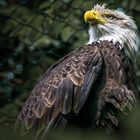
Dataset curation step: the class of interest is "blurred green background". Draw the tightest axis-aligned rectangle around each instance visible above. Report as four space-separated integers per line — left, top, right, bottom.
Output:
0 0 140 140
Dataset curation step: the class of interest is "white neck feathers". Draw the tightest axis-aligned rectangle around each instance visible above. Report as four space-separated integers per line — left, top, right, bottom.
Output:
87 27 98 44
87 25 139 57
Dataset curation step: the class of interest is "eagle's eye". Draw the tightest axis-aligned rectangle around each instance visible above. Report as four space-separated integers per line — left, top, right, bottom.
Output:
105 14 113 19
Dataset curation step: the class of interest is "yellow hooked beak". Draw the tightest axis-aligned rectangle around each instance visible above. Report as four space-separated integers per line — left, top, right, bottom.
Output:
84 10 107 25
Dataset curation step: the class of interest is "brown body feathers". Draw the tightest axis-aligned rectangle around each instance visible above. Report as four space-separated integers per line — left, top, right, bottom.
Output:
15 40 138 138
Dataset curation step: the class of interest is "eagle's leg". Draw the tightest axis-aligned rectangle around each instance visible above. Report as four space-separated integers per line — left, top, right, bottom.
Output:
95 79 136 129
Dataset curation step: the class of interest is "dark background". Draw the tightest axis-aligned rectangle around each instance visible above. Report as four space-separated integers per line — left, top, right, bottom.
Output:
0 0 140 139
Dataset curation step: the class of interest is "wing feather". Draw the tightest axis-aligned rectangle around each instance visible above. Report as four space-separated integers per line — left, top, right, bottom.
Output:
16 44 103 134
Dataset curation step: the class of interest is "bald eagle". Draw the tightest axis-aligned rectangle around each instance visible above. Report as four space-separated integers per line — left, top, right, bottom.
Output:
15 4 139 139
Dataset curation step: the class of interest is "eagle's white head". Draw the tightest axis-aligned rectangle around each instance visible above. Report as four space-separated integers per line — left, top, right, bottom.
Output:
84 4 139 56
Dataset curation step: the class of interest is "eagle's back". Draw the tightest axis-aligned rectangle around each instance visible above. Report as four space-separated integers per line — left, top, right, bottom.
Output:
15 40 138 139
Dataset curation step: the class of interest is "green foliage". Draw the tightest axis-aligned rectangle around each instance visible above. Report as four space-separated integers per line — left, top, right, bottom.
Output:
0 0 140 139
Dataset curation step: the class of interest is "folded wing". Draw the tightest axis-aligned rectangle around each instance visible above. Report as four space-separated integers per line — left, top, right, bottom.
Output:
15 44 103 135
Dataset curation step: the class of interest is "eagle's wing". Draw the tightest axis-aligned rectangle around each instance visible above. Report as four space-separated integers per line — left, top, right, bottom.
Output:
94 42 137 130
16 44 103 135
